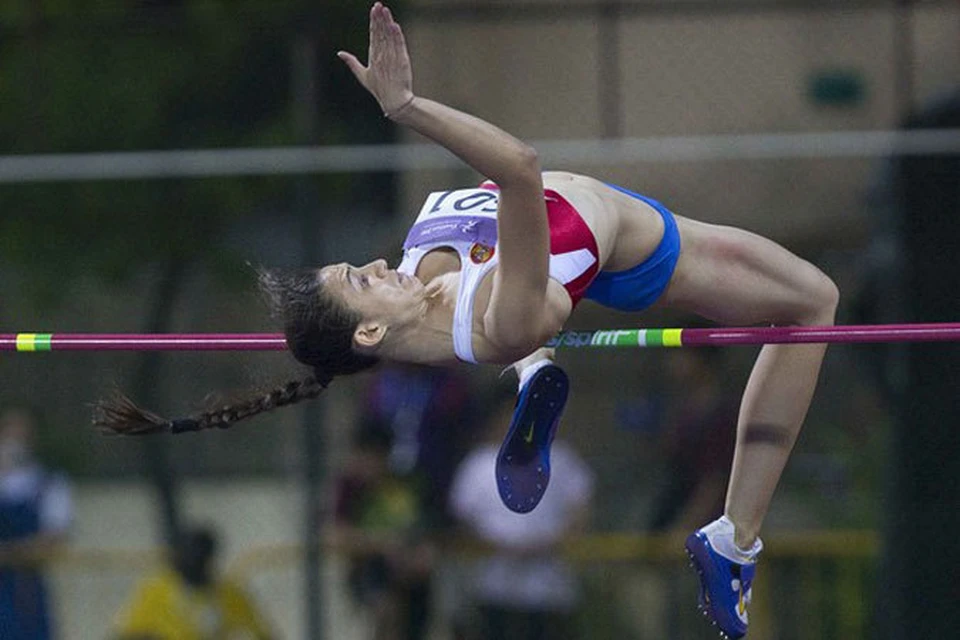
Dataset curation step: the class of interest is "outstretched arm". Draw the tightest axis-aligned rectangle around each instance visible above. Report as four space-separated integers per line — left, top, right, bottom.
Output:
337 2 539 187
339 3 559 354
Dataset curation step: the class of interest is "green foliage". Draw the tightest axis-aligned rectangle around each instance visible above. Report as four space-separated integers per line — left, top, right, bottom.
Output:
0 0 397 307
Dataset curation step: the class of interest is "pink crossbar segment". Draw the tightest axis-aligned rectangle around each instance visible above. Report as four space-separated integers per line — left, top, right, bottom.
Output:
2 323 960 352
679 323 960 347
0 333 288 351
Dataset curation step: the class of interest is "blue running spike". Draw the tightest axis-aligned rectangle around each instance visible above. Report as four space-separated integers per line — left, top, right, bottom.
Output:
685 528 758 639
496 364 568 513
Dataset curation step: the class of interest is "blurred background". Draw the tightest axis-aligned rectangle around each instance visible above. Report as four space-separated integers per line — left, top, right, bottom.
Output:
0 0 958 638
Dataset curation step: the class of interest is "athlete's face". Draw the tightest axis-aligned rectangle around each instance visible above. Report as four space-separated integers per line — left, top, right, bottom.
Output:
318 259 426 331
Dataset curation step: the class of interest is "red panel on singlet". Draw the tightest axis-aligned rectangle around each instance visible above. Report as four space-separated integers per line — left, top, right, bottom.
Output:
479 181 600 306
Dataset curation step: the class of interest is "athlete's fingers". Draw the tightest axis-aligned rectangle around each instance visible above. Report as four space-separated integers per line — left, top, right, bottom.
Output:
380 4 402 45
376 8 406 64
393 20 407 48
371 9 403 73
337 51 367 82
382 4 396 26
370 4 390 63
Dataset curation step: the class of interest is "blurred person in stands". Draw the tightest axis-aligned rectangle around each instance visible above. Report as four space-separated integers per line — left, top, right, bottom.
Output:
0 406 73 640
448 384 593 640
362 363 472 531
328 425 435 640
112 526 273 640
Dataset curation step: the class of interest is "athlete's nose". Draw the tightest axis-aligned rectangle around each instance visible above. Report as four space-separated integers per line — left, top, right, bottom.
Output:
371 259 388 276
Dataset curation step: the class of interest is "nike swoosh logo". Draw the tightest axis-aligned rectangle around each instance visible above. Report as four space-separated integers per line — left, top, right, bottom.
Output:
737 583 750 622
522 422 535 444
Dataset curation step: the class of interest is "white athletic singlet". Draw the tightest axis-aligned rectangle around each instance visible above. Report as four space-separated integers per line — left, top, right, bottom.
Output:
397 185 601 363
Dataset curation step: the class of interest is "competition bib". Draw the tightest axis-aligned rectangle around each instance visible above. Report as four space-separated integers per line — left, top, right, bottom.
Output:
403 189 500 250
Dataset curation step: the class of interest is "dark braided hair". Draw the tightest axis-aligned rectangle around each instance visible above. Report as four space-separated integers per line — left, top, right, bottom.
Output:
93 267 379 436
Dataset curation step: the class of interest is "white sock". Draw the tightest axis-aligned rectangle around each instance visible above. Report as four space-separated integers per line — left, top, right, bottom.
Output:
517 358 553 392
700 516 763 563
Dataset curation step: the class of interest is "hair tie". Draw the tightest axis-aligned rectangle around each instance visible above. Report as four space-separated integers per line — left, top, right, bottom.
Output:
170 418 202 434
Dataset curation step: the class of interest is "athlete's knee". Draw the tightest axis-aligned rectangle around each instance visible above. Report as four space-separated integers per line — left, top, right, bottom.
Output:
816 272 840 318
799 271 839 325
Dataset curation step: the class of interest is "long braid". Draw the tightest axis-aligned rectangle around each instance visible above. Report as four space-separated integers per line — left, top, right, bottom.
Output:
93 371 333 436
94 265 379 436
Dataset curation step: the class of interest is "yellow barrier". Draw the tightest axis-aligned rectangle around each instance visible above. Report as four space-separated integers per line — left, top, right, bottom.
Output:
42 530 877 575
215 530 881 577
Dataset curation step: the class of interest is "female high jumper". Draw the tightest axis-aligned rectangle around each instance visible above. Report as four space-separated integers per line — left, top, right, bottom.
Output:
98 4 838 638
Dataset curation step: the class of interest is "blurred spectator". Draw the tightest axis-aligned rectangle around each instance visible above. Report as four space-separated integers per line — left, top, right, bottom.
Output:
648 347 737 533
363 363 472 528
0 406 73 640
112 526 273 640
329 426 435 640
448 385 594 640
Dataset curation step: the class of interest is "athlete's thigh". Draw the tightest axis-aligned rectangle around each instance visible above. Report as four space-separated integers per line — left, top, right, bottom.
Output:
658 216 833 326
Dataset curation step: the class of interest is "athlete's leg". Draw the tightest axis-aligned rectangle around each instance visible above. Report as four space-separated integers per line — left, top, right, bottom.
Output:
660 217 839 547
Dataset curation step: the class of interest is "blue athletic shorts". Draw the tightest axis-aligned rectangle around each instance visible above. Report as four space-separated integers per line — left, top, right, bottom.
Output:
583 184 681 312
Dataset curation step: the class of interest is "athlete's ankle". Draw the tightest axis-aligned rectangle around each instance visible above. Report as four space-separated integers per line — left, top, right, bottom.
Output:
735 532 758 553
516 357 554 392
730 520 763 559
701 516 763 562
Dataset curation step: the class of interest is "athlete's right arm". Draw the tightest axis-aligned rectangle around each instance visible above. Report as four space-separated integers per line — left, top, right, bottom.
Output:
338 2 538 187
339 3 561 354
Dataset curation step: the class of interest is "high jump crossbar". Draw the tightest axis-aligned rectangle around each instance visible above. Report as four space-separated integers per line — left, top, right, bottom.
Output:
2 323 959 352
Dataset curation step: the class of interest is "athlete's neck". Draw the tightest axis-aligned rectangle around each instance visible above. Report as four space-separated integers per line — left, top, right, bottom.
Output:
376 274 459 365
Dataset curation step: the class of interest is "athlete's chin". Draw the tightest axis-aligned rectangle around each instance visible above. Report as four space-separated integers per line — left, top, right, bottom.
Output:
399 272 423 290
405 278 426 296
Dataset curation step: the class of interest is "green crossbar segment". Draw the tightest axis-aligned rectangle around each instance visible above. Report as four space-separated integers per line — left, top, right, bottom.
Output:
550 328 685 348
590 330 640 347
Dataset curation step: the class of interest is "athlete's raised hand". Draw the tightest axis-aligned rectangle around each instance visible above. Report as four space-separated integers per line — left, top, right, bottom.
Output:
338 2 415 119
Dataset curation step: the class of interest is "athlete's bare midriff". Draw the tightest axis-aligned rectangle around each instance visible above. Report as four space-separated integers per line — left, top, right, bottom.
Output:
542 171 668 273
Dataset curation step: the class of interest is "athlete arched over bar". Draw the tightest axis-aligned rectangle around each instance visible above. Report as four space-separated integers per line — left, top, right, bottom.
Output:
96 4 837 637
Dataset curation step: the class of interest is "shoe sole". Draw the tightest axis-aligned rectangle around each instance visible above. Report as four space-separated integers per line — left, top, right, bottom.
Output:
495 365 568 513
